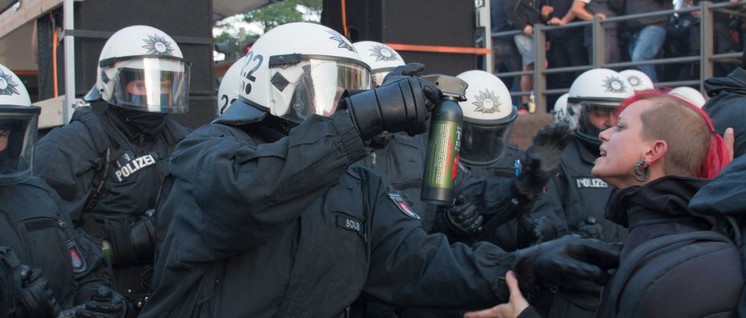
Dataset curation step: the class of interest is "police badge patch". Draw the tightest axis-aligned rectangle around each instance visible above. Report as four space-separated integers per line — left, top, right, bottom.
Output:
388 193 421 220
67 240 87 274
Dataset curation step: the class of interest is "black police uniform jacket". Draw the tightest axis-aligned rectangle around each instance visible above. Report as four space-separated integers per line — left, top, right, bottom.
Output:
354 132 439 232
690 155 746 317
141 106 514 318
527 136 627 317
460 144 525 251
530 136 627 243
0 176 113 308
703 67 746 158
33 103 191 296
599 176 742 317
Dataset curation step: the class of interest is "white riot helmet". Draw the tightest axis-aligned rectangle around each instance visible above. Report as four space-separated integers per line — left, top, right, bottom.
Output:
85 25 190 113
669 86 706 108
234 22 372 124
352 41 405 87
553 93 575 127
0 64 41 184
456 70 517 166
216 56 247 115
568 68 633 145
619 69 654 91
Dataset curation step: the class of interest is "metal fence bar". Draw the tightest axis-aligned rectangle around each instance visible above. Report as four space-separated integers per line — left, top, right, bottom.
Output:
490 0 746 112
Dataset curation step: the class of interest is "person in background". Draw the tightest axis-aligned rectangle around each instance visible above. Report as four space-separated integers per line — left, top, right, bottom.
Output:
505 0 553 113
570 0 621 64
702 51 746 158
544 0 588 109
491 0 523 106
618 0 673 82
33 25 193 311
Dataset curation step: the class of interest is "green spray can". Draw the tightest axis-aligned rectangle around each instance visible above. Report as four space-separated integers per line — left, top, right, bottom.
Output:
421 75 468 205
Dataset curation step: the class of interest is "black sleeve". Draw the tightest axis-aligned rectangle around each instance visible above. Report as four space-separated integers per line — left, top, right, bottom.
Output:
518 306 543 318
361 169 514 309
69 228 115 305
505 0 529 28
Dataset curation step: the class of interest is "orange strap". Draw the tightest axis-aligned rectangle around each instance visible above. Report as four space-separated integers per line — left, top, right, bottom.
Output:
386 43 492 55
341 0 349 38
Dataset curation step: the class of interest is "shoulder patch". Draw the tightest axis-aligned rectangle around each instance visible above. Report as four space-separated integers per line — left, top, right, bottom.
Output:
67 240 87 274
388 193 421 220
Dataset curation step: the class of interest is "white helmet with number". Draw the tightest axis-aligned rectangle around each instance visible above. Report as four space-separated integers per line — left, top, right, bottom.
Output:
0 64 41 184
216 56 247 116
353 41 405 87
620 69 654 91
553 93 573 125
456 70 517 166
234 22 372 124
568 68 633 145
669 86 706 108
85 25 190 113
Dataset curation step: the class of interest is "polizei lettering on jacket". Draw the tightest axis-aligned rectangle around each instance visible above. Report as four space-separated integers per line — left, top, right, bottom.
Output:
114 154 156 182
575 177 608 189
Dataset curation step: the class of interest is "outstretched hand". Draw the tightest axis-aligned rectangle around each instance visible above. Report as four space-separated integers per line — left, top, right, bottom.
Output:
463 271 530 318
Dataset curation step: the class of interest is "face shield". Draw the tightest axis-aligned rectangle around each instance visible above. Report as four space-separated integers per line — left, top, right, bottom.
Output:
0 106 40 184
460 120 515 166
281 58 371 123
371 68 395 87
110 57 191 113
575 103 618 145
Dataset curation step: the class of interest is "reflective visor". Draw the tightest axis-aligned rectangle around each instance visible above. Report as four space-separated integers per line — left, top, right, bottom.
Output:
371 69 394 87
460 121 513 166
112 57 191 113
284 59 371 123
0 106 40 184
577 103 618 144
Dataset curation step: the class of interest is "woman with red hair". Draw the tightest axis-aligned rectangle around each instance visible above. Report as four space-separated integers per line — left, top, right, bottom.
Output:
592 89 740 317
466 90 742 318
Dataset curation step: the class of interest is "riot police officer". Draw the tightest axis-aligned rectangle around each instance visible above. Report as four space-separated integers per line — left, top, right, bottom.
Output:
33 25 192 309
528 68 632 317
0 64 126 317
141 22 620 317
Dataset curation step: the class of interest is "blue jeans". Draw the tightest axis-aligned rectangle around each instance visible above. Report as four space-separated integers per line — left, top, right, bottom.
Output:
629 25 666 83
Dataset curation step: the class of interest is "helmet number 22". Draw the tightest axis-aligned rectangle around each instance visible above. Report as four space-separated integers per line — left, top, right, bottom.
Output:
242 51 264 96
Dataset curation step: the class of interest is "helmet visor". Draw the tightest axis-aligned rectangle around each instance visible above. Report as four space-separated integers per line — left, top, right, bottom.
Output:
112 57 191 113
0 106 40 184
576 103 618 144
460 121 514 166
284 59 371 123
371 68 395 87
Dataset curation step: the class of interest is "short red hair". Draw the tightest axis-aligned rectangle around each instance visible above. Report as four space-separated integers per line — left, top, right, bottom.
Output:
616 89 727 179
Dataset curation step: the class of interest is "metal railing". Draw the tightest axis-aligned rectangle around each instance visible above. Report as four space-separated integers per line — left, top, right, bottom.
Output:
491 1 746 113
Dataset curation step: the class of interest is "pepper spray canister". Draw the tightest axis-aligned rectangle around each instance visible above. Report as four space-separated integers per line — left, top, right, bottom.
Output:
421 75 468 205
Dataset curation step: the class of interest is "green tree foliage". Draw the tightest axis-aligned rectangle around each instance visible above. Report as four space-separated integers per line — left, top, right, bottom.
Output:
214 0 322 60
244 0 322 32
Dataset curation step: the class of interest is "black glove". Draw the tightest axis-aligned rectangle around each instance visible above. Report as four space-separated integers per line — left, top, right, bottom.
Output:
107 217 156 266
381 62 426 85
343 62 440 140
512 235 620 297
575 217 603 239
16 265 60 318
78 286 128 318
519 215 566 245
515 121 571 199
445 196 484 236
